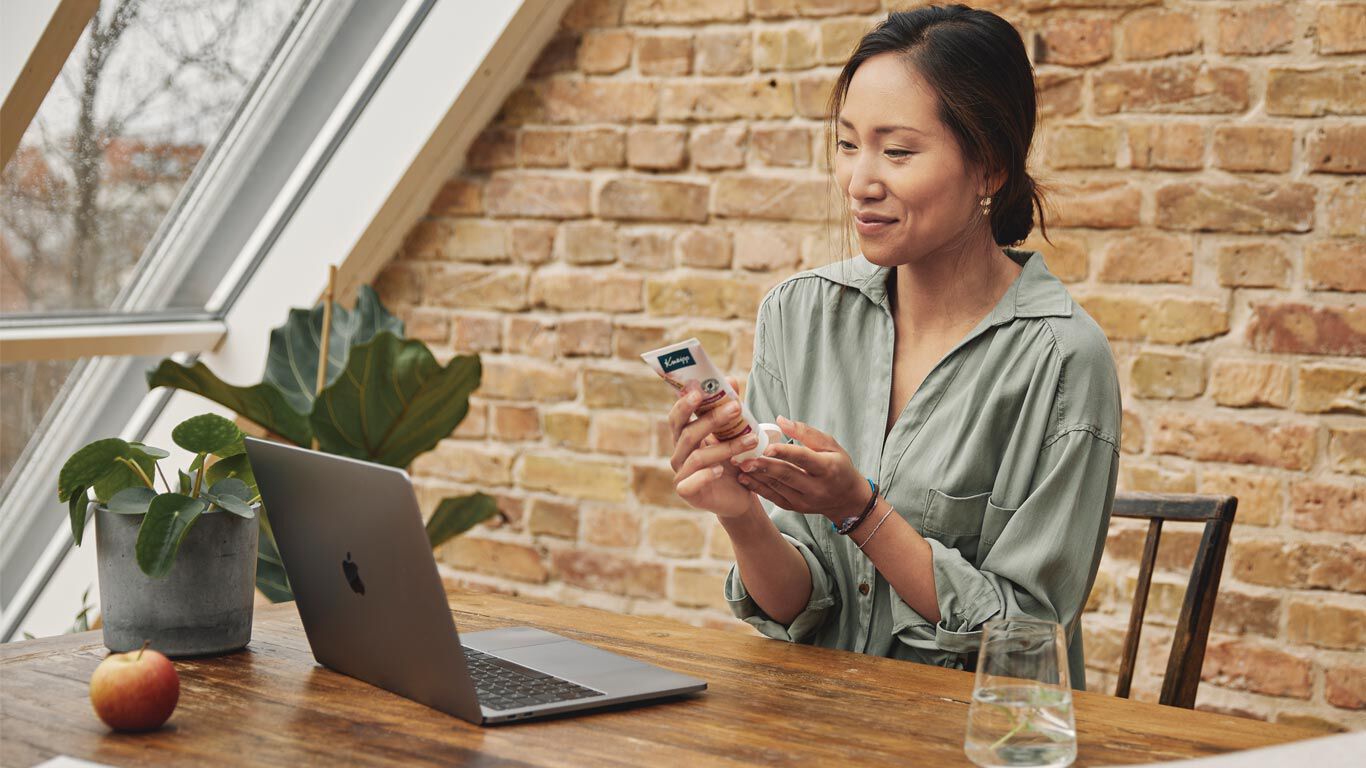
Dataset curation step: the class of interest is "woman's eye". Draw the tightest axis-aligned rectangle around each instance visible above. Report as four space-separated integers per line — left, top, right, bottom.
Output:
836 140 911 157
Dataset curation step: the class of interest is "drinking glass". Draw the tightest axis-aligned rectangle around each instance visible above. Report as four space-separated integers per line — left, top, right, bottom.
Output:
964 617 1077 768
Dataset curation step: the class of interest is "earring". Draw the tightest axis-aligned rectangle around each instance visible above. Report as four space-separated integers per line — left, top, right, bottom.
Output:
980 196 992 216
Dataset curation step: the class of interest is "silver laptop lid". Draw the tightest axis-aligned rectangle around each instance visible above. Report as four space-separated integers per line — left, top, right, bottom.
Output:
244 437 482 722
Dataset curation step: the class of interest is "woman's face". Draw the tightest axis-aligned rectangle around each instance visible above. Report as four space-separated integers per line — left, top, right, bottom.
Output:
833 53 986 267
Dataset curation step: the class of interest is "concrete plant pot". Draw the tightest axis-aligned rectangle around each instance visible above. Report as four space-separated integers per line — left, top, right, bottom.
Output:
94 503 258 657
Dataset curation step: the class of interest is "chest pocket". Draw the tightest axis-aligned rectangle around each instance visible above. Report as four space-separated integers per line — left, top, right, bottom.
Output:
921 489 989 564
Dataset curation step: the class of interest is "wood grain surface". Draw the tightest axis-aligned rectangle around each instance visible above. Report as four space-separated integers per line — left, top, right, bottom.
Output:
1 588 1318 767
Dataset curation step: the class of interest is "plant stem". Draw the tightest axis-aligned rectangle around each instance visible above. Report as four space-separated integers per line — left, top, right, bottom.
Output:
154 461 171 494
136 639 150 661
116 457 156 490
990 706 1032 752
192 453 205 498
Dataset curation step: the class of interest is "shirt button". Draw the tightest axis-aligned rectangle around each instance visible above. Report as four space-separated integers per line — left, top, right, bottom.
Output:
858 582 870 596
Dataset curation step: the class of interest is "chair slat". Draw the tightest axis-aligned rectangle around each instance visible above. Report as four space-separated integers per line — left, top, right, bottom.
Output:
1115 518 1161 700
1108 493 1237 709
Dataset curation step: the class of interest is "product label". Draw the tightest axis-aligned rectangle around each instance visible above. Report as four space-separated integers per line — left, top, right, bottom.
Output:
658 349 696 373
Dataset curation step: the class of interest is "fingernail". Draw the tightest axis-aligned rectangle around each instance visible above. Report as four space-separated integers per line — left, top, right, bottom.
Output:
741 435 758 447
722 402 740 416
711 465 723 478
688 391 701 404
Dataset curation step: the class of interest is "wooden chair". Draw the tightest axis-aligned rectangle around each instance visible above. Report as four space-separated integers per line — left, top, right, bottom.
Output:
1109 492 1238 709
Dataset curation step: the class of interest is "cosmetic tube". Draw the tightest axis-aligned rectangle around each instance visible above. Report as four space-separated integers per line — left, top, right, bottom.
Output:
642 338 781 463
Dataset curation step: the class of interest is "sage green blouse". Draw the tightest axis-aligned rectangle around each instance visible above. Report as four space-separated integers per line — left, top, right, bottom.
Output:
724 249 1121 689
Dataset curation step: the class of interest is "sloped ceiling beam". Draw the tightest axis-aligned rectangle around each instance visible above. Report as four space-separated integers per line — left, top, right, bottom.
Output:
0 0 99 167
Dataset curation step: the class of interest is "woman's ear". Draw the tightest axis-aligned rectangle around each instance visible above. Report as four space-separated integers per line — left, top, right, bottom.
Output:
979 165 1007 198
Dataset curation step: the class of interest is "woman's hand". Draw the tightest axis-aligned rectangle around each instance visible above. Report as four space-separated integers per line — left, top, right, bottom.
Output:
669 377 762 519
733 416 870 524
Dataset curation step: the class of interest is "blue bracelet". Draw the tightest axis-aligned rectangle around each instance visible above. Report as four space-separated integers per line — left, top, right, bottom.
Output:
831 478 878 534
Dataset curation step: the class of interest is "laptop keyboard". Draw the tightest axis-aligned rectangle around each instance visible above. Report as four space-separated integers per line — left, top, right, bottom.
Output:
463 648 603 712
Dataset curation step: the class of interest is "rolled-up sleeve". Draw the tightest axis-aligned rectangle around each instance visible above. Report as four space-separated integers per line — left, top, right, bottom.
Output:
724 292 841 643
725 524 838 643
889 426 1119 656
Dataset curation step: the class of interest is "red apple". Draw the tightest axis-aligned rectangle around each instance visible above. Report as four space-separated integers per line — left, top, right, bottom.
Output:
89 641 180 731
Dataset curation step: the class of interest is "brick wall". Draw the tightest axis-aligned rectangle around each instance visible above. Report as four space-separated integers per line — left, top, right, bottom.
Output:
373 0 1365 731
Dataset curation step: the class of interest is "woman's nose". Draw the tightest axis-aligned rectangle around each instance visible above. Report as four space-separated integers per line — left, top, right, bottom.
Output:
847 154 886 201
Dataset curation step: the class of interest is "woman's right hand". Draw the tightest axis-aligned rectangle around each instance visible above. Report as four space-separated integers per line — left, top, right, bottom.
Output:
669 378 759 519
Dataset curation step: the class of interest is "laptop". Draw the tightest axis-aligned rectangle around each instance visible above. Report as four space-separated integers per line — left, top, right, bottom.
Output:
244 437 706 725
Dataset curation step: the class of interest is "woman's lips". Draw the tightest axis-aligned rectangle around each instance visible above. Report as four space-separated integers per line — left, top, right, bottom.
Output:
855 216 897 235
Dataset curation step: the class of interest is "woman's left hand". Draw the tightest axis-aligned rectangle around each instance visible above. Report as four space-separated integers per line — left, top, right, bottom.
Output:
733 416 871 523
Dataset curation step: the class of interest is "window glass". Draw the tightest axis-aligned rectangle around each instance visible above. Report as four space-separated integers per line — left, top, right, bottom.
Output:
0 0 307 318
0 360 79 489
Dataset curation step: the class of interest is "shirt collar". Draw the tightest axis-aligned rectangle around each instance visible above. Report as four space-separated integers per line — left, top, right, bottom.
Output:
812 248 1073 323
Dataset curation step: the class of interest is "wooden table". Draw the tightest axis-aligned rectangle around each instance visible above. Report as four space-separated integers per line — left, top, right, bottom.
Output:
2 588 1319 767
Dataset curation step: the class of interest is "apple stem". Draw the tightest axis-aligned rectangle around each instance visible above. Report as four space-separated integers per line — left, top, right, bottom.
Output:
137 639 150 661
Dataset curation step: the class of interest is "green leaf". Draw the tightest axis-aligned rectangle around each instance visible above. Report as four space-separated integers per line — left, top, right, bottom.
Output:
68 487 89 546
135 493 206 578
91 447 157 503
311 333 481 468
207 477 252 501
129 442 170 459
146 360 313 447
173 413 244 455
108 486 156 515
263 284 405 415
178 470 194 495
205 478 255 518
425 493 499 549
205 453 256 495
208 493 255 518
216 435 246 458
58 439 132 502
256 509 293 603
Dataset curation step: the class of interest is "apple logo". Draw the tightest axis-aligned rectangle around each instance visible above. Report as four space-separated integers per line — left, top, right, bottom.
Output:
342 552 365 595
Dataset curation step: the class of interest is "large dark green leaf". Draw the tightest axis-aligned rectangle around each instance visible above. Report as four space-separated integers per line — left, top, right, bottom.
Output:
58 439 132 501
311 333 480 467
135 493 206 578
173 413 243 454
263 284 404 415
425 493 500 549
256 509 293 603
146 360 312 447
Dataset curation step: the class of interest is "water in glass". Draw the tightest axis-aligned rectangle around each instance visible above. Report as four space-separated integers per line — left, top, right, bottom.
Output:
964 618 1076 768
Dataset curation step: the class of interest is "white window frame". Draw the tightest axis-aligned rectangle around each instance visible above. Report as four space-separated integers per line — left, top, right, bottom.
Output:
1 0 572 641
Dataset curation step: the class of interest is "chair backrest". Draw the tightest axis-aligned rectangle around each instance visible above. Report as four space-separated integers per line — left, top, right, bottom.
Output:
1109 492 1237 709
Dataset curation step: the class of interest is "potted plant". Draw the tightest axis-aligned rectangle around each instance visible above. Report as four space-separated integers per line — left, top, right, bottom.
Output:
146 283 498 603
57 413 260 657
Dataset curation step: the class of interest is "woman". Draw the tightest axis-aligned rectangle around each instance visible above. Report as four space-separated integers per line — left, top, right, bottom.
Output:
667 5 1121 688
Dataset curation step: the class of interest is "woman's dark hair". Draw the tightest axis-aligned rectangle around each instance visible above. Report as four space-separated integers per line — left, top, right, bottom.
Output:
826 4 1046 247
